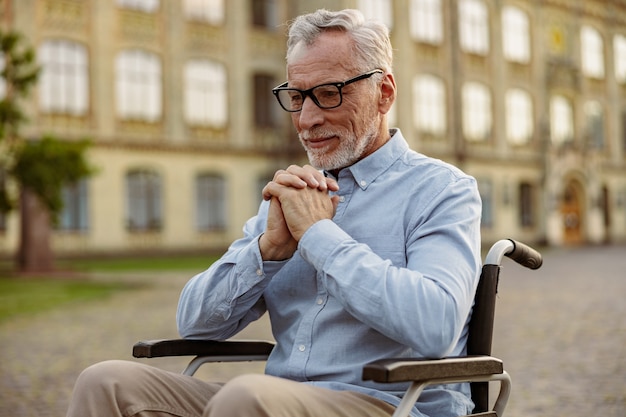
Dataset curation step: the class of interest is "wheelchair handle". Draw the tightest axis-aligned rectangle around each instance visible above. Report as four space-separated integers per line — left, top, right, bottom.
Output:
485 239 543 269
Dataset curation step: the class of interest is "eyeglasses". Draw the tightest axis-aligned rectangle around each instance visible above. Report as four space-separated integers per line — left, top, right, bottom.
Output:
272 69 384 112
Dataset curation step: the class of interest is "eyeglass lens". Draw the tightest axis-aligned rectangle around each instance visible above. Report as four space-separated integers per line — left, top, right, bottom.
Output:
277 84 342 112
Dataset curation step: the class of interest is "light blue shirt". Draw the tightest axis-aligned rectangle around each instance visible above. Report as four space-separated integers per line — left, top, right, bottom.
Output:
177 129 482 417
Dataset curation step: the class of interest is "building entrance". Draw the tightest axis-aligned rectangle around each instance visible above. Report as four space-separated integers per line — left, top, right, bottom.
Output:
561 180 584 245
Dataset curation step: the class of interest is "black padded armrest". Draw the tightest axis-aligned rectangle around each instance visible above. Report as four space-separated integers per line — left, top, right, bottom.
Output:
133 339 275 359
362 355 503 383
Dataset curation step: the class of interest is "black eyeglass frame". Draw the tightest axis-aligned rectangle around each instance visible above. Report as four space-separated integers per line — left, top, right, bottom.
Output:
272 69 384 112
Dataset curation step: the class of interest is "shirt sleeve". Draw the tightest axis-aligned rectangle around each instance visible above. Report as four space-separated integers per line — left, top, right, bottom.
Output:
297 176 482 358
176 201 286 340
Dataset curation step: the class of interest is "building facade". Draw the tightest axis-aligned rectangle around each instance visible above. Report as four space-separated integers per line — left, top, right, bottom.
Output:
1 0 625 257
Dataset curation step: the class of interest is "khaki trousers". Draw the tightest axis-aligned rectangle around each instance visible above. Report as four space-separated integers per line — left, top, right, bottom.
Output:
67 360 397 417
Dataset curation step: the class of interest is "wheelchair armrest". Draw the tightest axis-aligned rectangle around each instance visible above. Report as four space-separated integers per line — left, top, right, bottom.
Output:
133 339 275 359
362 355 503 383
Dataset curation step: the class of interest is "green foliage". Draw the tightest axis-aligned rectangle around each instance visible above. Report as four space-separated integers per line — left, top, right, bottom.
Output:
0 29 94 217
10 136 95 215
0 29 40 142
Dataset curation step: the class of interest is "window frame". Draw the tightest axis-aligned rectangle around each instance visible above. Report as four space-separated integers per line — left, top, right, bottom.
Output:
184 59 228 127
125 169 163 232
115 49 163 122
581 25 605 79
462 82 492 141
505 88 534 145
38 39 89 116
502 6 530 63
458 0 489 55
195 173 227 232
413 74 447 135
183 0 224 25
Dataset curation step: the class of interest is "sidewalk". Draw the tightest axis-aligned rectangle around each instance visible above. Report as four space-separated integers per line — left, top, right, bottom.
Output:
1 245 625 417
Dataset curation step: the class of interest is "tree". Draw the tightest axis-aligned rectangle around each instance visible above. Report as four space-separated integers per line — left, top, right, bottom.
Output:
0 29 94 273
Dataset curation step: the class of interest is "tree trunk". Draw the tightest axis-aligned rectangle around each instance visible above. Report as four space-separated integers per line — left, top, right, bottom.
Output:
17 188 54 273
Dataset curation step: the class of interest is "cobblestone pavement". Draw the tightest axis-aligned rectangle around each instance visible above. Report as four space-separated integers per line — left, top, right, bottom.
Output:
1 245 625 417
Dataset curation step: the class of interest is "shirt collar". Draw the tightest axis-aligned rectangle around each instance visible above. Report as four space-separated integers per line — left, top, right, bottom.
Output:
325 128 408 190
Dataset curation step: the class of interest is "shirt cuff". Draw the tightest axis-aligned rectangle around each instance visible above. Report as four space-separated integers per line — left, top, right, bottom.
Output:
298 219 349 270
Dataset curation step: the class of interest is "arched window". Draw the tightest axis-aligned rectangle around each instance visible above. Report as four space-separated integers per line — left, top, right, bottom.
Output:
413 74 446 135
502 6 530 63
410 0 442 44
505 89 533 145
613 34 626 83
581 26 604 79
184 59 227 127
115 49 162 122
195 173 227 231
358 0 393 29
462 82 492 141
117 0 159 13
58 179 90 231
38 39 89 115
184 0 224 25
459 0 489 55
550 95 574 146
126 169 162 231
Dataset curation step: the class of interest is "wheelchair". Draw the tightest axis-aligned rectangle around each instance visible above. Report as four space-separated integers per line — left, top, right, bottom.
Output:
133 239 542 417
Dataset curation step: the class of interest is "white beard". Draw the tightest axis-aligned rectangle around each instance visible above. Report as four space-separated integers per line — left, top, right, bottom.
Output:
299 116 380 171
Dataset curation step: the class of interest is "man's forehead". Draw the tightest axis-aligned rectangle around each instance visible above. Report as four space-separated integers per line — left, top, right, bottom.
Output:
287 33 356 83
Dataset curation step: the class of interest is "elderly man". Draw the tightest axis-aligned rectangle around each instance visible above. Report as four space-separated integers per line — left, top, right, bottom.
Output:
67 8 482 417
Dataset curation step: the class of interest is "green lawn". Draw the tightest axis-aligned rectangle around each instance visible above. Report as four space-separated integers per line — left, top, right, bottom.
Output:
0 277 137 322
57 254 218 273
0 254 220 323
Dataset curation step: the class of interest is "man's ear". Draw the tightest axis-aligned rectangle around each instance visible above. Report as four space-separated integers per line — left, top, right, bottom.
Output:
378 72 396 115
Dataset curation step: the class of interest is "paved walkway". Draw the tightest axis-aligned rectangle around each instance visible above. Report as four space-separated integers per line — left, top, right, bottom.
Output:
1 245 625 417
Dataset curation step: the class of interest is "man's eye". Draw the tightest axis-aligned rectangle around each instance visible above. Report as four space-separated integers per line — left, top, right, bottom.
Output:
288 93 303 104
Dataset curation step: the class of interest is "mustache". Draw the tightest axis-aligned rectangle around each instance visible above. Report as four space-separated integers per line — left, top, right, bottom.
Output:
299 128 342 141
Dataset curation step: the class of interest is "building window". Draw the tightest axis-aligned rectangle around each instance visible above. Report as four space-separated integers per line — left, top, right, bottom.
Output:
184 0 224 24
58 179 89 231
505 88 533 145
117 0 159 13
38 40 89 116
462 82 492 141
478 179 493 228
581 25 604 79
115 49 162 122
614 34 626 83
519 182 535 228
413 74 446 135
358 0 393 29
184 59 227 127
126 170 162 231
251 0 278 29
196 173 227 231
502 6 530 63
410 0 442 44
253 73 278 128
550 95 574 146
459 0 489 55
585 101 605 150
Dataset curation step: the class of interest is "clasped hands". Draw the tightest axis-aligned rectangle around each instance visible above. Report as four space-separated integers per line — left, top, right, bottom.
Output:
259 165 340 261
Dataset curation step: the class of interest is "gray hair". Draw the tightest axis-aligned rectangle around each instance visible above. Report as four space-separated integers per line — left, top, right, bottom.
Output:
286 9 393 73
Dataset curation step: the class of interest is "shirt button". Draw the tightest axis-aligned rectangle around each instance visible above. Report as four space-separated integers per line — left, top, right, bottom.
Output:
339 196 345 202
256 269 263 276
298 345 306 352
316 297 324 305
360 180 367 187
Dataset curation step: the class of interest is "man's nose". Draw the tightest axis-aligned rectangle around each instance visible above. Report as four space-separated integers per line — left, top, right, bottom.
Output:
297 95 324 130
